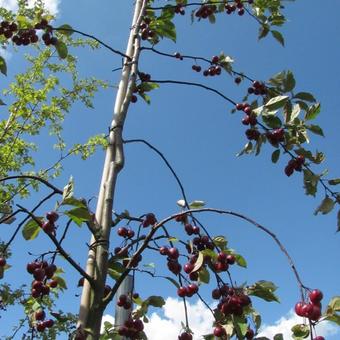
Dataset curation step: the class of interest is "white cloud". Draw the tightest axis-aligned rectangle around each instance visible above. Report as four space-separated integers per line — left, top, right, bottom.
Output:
259 310 339 339
103 302 340 340
103 297 214 340
0 0 60 15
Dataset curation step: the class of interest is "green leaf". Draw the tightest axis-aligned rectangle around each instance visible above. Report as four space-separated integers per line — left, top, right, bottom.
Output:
294 92 316 103
314 196 335 215
57 24 74 36
164 276 180 289
53 276 67 290
252 310 261 331
291 324 309 339
139 82 160 92
306 124 324 137
61 197 87 208
274 334 284 340
303 169 320 196
305 103 321 120
271 149 280 163
290 104 301 122
145 296 165 308
259 24 270 40
265 96 289 110
0 98 6 105
328 179 340 186
262 115 282 129
22 218 43 240
192 251 204 272
198 266 210 284
139 92 151 104
271 30 285 46
208 14 216 24
62 177 74 201
235 254 247 268
0 56 7 76
212 235 227 249
247 280 280 302
189 200 205 209
234 315 248 337
284 70 295 91
55 40 68 59
327 296 340 311
64 207 92 226
107 261 125 280
237 141 253 156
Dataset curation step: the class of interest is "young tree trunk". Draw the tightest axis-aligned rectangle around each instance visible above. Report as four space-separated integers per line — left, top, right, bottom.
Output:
77 1 147 338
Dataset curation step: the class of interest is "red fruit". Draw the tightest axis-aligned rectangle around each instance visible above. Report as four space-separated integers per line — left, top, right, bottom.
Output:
284 165 294 177
168 247 179 260
245 328 255 339
0 257 6 267
192 225 200 234
213 326 226 337
309 304 321 321
104 285 111 296
31 288 41 298
212 288 221 299
35 309 46 321
242 115 250 125
32 280 44 292
238 8 245 15
296 155 305 165
42 220 55 234
41 285 50 296
313 337 325 340
301 303 314 318
178 332 192 340
309 289 323 303
295 301 305 316
214 261 229 272
184 223 194 235
234 77 242 84
134 319 144 331
78 277 85 287
189 271 198 281
183 263 194 274
45 264 57 279
226 254 236 265
143 213 157 227
36 322 46 332
211 55 219 64
219 284 229 295
243 106 252 115
49 279 58 288
174 52 182 59
187 283 198 295
167 260 181 275
117 227 128 237
159 246 169 256
248 114 257 125
177 286 187 298
33 268 46 281
43 319 54 328
217 252 227 262
27 262 37 274
131 94 137 103
46 211 59 222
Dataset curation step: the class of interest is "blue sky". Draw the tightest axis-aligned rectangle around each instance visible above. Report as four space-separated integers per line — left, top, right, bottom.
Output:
1 0 340 339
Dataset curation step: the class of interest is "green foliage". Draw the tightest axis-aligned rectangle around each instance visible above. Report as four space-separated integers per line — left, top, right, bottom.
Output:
291 323 309 339
247 280 280 302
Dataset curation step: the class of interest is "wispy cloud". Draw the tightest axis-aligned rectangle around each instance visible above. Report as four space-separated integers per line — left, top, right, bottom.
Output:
0 0 60 15
259 310 339 339
103 300 340 340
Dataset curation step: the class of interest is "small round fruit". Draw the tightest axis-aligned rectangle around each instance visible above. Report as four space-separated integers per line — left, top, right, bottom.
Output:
309 289 323 304
131 95 138 103
159 246 169 256
177 286 187 298
35 309 46 321
0 257 6 267
43 319 54 328
213 326 226 337
46 211 59 222
178 332 192 340
33 268 46 281
168 247 179 260
48 279 58 288
226 254 236 265
36 322 46 332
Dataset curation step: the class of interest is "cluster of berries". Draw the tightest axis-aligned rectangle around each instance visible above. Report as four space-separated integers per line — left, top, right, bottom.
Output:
174 4 185 15
177 283 199 298
195 4 217 19
248 80 267 96
117 294 132 310
266 128 285 147
212 252 236 273
117 318 144 339
183 223 200 236
34 309 54 332
295 289 323 321
159 246 182 275
41 211 59 235
27 260 57 298
140 17 154 41
117 226 135 239
131 72 152 103
142 212 157 228
0 19 58 46
225 0 254 16
284 155 305 177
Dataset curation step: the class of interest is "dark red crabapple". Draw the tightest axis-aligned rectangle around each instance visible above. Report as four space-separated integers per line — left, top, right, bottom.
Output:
168 247 179 260
178 332 192 340
226 254 236 265
35 309 46 321
36 322 46 332
213 326 226 337
46 211 59 222
0 257 6 267
43 319 54 328
309 289 323 303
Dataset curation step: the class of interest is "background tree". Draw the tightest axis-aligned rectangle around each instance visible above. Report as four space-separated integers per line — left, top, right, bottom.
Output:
0 0 339 339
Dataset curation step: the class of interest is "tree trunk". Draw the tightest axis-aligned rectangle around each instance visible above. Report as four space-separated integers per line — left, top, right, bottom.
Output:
77 1 147 338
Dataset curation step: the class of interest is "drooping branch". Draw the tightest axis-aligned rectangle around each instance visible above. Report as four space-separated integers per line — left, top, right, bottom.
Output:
17 204 95 287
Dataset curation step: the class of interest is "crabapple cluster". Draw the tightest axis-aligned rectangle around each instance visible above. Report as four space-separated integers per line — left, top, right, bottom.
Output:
142 212 157 228
131 72 152 103
225 0 254 16
177 283 199 298
0 256 6 267
174 4 185 16
0 19 58 47
295 289 323 322
195 4 217 19
34 309 54 333
140 16 154 41
117 226 135 239
247 80 267 96
159 246 182 275
26 261 57 298
41 211 59 235
117 294 132 310
284 155 305 177
118 318 144 339
266 128 285 147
